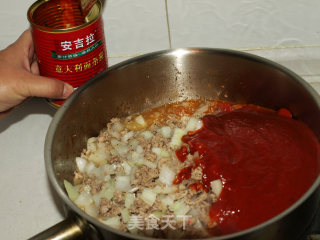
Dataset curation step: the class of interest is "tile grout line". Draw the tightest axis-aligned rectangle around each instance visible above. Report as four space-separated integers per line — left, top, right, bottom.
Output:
164 0 172 49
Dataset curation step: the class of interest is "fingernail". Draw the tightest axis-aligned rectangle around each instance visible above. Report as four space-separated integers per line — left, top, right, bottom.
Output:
63 83 74 98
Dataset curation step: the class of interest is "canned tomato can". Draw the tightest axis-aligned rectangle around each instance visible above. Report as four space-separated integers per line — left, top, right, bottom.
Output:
27 0 107 107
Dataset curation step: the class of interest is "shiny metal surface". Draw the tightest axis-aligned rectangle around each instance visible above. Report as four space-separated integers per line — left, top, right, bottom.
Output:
44 48 320 240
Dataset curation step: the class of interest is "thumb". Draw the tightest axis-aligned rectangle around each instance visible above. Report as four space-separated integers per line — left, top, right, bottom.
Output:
21 73 74 99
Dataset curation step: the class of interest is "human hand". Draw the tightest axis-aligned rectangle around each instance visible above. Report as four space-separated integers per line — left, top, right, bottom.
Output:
0 29 74 118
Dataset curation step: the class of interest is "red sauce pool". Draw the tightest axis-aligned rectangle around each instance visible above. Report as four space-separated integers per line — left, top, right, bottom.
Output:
175 109 320 235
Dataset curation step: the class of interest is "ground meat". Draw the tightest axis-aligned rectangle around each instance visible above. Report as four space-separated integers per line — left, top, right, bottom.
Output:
99 198 121 217
185 189 208 206
113 191 125 204
131 166 159 187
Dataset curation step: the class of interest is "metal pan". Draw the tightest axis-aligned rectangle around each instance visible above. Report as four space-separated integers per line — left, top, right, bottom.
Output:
31 48 320 240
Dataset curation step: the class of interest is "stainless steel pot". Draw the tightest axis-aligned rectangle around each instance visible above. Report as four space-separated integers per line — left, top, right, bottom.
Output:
32 48 320 240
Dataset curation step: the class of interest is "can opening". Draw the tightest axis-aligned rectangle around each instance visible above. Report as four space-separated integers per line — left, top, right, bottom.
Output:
29 0 100 30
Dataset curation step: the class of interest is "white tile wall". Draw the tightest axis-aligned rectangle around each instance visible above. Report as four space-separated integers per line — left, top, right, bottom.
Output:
167 0 320 49
103 0 170 56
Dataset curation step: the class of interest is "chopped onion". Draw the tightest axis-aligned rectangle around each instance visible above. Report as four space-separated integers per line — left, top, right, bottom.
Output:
160 195 174 212
85 162 96 175
136 145 144 154
131 151 144 166
140 131 154 140
93 193 102 207
159 165 175 186
87 137 97 152
170 128 187 149
115 176 131 191
152 147 170 159
143 160 157 169
122 131 134 143
64 180 80 201
169 200 190 216
125 193 135 208
135 115 147 127
121 208 130 223
103 216 121 229
75 192 93 208
112 122 124 132
103 184 115 200
210 179 223 197
128 139 139 149
116 144 129 157
122 161 132 175
75 157 87 173
141 188 157 206
159 126 172 138
88 144 109 166
85 204 98 217
186 117 203 132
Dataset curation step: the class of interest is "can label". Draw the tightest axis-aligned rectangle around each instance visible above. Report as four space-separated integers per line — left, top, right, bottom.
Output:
28 0 107 107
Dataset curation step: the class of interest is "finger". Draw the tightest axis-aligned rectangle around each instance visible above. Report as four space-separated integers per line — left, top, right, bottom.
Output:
19 73 74 99
30 59 40 75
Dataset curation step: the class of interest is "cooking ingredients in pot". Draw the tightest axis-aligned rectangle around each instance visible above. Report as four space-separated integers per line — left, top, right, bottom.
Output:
64 99 320 238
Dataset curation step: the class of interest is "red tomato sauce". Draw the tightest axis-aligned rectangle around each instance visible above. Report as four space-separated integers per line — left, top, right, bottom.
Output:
175 108 320 235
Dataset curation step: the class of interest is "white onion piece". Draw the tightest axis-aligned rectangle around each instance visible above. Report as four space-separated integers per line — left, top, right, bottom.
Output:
159 126 172 138
140 131 154 140
141 188 157 206
152 147 170 159
125 193 135 208
136 145 144 154
75 157 87 173
115 176 131 191
186 117 202 132
64 180 80 201
170 128 187 149
122 161 132 175
160 195 174 212
88 144 109 166
169 200 190 216
122 131 134 143
121 208 130 223
159 165 175 186
111 139 120 148
85 204 98 217
103 184 115 200
75 192 92 208
85 162 96 175
87 137 97 152
116 144 129 157
135 115 147 127
92 193 102 207
143 160 157 169
128 139 139 149
131 151 144 166
103 216 121 229
210 179 223 197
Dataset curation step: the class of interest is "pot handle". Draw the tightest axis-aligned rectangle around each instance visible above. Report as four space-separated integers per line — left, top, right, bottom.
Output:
28 214 102 240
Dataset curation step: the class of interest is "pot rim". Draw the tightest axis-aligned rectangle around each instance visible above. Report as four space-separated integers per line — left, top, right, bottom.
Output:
45 47 320 240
